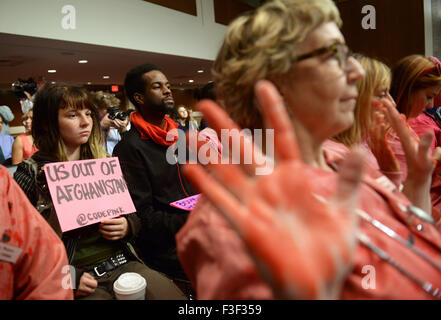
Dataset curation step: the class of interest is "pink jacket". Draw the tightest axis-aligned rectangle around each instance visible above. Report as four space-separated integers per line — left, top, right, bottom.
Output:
176 152 441 300
323 140 401 189
408 113 441 154
0 166 73 300
408 113 441 212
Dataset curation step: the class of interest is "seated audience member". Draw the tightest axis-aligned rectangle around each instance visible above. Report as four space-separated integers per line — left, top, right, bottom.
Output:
328 55 407 187
0 165 73 300
113 64 198 290
389 55 441 211
177 0 441 299
92 91 131 155
12 109 38 165
173 105 199 132
386 55 441 183
0 105 14 135
330 54 439 218
0 114 14 164
14 83 186 300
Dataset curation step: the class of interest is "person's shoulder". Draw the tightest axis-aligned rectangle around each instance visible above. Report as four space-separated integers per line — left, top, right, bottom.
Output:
0 164 12 181
411 112 435 125
113 126 141 152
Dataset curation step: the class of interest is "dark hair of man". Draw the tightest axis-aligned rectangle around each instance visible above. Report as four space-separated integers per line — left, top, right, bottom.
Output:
124 63 162 111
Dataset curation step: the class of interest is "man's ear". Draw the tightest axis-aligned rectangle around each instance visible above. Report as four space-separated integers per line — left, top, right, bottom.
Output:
133 93 144 106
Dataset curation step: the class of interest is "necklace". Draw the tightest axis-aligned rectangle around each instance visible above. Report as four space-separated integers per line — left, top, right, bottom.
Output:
356 208 441 273
312 193 441 297
357 232 441 299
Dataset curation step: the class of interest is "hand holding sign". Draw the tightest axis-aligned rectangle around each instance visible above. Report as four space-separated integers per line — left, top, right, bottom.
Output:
44 157 136 232
99 217 129 240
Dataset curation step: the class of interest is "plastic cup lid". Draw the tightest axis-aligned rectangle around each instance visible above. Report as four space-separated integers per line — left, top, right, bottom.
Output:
114 273 146 294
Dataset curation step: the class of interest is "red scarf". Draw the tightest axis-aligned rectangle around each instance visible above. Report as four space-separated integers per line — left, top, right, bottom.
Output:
131 111 178 146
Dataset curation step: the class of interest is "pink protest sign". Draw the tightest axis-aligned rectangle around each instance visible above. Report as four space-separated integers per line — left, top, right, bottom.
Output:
170 194 201 211
44 157 136 232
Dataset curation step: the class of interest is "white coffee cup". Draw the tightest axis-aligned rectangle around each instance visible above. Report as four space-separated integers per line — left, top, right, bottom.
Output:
113 272 147 300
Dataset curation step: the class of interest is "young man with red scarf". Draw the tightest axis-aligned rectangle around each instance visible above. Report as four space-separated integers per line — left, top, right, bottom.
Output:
113 64 197 290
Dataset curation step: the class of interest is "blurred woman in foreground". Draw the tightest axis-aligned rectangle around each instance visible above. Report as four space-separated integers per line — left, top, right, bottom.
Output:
177 0 441 299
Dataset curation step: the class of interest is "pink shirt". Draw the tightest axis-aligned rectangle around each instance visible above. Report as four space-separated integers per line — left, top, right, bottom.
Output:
17 134 38 161
176 152 441 300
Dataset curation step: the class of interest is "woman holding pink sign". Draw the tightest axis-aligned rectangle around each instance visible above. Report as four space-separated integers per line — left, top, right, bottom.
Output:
14 83 186 300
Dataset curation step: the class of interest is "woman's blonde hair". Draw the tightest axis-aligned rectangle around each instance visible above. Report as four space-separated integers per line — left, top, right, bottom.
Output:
334 54 391 146
390 54 441 118
32 83 107 161
213 0 342 130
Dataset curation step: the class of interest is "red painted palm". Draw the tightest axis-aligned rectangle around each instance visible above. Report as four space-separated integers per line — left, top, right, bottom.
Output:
184 81 365 299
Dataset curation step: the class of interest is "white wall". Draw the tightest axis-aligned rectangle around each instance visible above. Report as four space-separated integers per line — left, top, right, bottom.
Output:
0 0 226 61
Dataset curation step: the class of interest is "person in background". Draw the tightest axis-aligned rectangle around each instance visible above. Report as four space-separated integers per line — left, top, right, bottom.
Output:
390 55 441 211
327 55 402 188
0 105 14 135
114 63 197 297
0 114 14 164
177 0 441 299
0 165 73 300
173 105 199 132
14 83 186 300
12 109 38 165
92 91 130 155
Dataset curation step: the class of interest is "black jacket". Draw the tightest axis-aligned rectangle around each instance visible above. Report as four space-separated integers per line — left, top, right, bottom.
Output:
13 152 141 286
113 124 196 279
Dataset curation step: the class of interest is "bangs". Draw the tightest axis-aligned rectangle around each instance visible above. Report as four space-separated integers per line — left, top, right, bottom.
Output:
60 87 95 111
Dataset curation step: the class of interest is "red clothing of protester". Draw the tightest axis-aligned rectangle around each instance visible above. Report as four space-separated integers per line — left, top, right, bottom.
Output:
408 113 441 154
17 134 38 161
0 165 73 300
176 151 441 300
386 124 421 185
323 140 401 189
408 112 441 212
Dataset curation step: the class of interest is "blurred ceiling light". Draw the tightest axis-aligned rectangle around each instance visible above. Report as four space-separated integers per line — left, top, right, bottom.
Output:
78 60 88 64
48 69 56 73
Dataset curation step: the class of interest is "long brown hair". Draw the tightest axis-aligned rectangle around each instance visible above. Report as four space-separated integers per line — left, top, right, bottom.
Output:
32 83 107 161
390 54 441 118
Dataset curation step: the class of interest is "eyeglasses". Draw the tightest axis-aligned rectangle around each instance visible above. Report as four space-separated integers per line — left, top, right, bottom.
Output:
296 42 354 71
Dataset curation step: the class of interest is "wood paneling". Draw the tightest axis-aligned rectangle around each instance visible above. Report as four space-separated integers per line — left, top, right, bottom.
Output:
214 0 254 25
172 88 198 110
143 0 197 16
432 0 441 59
0 90 22 127
335 0 425 66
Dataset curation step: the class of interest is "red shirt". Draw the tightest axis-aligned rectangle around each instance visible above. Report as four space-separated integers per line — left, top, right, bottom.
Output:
176 152 441 300
0 165 73 300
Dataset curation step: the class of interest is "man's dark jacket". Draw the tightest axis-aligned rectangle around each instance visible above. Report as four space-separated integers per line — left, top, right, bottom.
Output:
113 124 196 279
